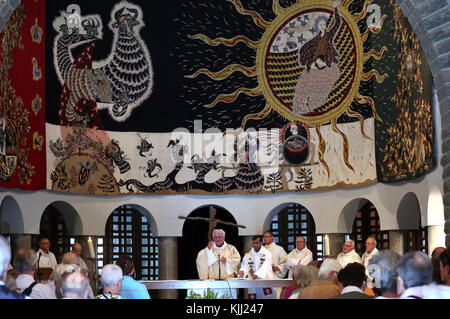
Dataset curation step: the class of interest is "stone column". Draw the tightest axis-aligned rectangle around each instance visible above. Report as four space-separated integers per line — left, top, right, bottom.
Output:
9 234 32 265
326 233 346 258
388 230 407 256
9 234 33 262
158 237 178 299
10 234 32 252
428 225 446 257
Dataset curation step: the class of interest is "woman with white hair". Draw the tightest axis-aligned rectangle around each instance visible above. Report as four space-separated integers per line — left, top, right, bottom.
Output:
95 264 123 299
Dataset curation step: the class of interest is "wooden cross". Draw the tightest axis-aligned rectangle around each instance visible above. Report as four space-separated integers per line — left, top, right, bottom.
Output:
178 206 246 241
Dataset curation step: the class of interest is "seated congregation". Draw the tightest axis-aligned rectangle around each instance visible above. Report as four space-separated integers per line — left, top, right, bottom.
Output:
0 230 449 299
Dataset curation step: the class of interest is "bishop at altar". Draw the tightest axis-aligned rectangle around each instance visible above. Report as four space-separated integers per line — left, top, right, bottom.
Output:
194 229 241 298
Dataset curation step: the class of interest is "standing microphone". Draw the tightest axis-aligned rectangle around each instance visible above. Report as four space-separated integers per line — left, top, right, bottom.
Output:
217 254 222 280
37 252 42 283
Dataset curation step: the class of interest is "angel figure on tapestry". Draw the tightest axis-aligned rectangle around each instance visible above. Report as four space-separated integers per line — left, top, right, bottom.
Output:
292 0 342 116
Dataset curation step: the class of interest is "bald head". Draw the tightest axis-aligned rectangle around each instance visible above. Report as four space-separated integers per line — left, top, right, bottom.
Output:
60 271 90 299
39 238 51 253
72 243 82 257
62 252 79 265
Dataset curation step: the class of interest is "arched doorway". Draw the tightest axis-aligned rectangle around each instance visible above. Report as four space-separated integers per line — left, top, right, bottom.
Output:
0 196 24 234
104 205 159 281
348 202 389 255
268 203 322 260
0 195 24 245
36 202 81 262
178 205 243 282
398 192 428 254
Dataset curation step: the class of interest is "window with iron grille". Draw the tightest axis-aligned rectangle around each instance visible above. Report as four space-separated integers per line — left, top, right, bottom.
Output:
408 228 428 254
269 203 323 260
349 203 389 255
96 237 104 276
104 206 159 280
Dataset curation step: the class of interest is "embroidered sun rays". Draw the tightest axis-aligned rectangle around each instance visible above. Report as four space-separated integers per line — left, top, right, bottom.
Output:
186 0 388 178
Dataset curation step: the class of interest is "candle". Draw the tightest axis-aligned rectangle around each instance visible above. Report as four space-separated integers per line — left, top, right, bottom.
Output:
324 234 330 257
87 237 95 258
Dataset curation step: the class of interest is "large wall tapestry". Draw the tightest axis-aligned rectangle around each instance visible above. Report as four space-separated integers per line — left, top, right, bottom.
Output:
1 0 434 195
0 0 46 190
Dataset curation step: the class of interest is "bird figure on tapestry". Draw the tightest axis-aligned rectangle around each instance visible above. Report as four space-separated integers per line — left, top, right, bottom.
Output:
53 2 154 127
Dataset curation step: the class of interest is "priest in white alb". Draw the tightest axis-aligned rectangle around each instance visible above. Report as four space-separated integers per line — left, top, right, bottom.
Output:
238 236 277 299
361 237 379 268
36 238 58 271
194 229 241 298
361 236 379 288
337 239 362 268
263 231 288 297
286 236 313 278
36 238 57 285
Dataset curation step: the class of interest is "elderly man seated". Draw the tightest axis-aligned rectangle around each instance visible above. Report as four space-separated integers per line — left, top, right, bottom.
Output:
0 236 26 299
396 251 433 299
298 258 342 299
337 239 361 268
369 250 400 298
53 251 94 299
14 249 56 299
286 236 313 279
95 264 123 299
60 271 91 299
53 263 78 297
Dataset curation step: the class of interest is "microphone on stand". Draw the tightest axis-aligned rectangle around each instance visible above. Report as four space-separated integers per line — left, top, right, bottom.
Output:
217 254 223 280
36 252 42 283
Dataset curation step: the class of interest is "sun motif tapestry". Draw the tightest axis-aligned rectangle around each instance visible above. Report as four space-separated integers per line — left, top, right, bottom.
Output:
1 0 434 195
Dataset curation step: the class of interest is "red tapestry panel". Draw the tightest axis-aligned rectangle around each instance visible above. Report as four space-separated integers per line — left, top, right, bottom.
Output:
0 0 46 189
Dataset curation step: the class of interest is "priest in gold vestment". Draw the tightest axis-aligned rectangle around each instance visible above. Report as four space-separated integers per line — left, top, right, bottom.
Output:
193 229 241 298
